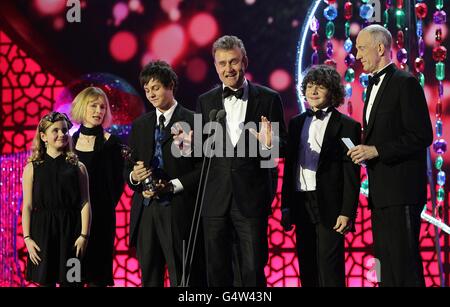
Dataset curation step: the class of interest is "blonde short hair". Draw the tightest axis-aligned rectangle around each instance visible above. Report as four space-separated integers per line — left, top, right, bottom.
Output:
71 87 112 127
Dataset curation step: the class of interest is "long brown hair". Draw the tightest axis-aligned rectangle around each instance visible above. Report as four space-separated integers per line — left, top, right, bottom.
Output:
28 112 78 165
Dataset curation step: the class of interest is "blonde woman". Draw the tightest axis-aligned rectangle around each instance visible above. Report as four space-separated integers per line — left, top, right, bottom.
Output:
71 87 124 287
22 112 91 286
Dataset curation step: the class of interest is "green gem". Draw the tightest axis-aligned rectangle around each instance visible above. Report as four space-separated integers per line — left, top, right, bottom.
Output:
396 9 405 29
383 9 389 27
345 68 355 82
418 73 425 88
436 62 445 81
437 187 445 202
361 179 369 189
436 156 444 170
345 21 350 38
436 0 444 10
326 21 335 39
361 0 369 3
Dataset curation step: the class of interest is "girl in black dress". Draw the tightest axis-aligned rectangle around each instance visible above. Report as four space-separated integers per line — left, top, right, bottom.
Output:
71 87 124 287
22 112 91 287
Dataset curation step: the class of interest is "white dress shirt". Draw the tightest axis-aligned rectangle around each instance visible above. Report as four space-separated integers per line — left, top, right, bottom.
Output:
365 62 392 124
296 108 332 191
223 79 249 147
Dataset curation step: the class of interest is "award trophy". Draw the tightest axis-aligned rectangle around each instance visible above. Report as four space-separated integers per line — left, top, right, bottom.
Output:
120 144 158 192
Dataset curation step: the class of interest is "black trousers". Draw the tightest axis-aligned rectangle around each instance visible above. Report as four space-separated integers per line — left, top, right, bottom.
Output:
136 203 178 287
371 204 425 287
203 199 268 287
295 191 345 287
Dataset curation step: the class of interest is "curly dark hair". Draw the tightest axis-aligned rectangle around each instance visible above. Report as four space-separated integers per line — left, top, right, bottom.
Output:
301 64 345 108
139 60 178 94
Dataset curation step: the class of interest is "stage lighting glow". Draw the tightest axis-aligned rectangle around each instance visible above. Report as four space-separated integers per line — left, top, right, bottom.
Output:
161 0 182 21
269 69 291 92
149 24 186 66
109 31 138 62
186 57 208 83
33 0 66 16
113 2 129 26
188 13 219 47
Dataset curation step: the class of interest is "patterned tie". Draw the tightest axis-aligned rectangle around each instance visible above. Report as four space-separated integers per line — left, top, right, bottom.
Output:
143 114 166 207
153 114 165 169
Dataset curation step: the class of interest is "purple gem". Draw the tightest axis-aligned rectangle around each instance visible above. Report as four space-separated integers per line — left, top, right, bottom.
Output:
438 81 444 98
345 53 356 67
310 17 320 32
419 38 425 57
433 139 447 155
396 48 408 64
433 11 447 24
386 0 392 7
327 46 334 58
311 51 319 65
326 40 333 49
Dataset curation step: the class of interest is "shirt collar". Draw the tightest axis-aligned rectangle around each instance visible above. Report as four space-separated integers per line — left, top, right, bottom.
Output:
156 100 177 127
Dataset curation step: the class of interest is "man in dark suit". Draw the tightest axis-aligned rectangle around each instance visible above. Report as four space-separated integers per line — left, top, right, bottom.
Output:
125 60 204 287
196 35 287 286
349 24 433 287
281 65 361 287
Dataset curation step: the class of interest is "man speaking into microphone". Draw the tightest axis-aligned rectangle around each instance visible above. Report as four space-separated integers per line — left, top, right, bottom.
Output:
196 35 287 287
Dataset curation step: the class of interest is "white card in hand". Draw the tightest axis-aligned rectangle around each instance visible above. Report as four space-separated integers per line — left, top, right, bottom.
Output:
341 138 355 150
342 138 366 167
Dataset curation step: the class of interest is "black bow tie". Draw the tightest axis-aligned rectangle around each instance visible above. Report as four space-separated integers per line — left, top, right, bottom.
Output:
223 87 244 99
368 74 381 86
368 64 393 86
306 108 332 120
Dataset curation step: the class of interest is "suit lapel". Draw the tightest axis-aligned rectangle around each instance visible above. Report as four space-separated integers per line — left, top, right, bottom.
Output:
244 82 259 124
293 113 307 156
161 104 182 147
318 109 340 169
364 64 396 139
143 112 156 166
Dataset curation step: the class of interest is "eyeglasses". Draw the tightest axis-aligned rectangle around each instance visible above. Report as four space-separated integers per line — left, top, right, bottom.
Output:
40 112 73 130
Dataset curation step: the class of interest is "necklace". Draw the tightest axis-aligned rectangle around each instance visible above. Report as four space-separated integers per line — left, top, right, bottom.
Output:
82 135 96 144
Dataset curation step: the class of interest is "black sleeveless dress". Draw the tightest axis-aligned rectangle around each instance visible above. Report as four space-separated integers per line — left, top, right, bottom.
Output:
74 134 124 286
26 154 82 284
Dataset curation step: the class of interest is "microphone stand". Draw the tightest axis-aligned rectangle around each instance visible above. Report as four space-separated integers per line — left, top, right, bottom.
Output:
180 109 226 287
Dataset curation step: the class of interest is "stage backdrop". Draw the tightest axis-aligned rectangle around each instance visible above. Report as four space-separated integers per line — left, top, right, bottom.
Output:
0 0 449 286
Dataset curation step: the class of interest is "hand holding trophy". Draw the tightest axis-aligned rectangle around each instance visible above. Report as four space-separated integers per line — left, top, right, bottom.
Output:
121 144 157 193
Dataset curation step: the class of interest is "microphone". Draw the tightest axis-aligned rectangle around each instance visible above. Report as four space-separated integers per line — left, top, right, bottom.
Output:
181 108 226 287
209 109 218 122
215 109 226 122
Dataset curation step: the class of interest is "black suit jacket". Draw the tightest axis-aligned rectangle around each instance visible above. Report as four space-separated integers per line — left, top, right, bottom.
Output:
196 82 287 218
125 104 200 247
362 64 433 209
281 109 361 229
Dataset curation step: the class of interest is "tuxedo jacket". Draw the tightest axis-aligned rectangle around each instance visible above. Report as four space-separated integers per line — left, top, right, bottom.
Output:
196 82 287 218
125 104 200 247
281 109 361 229
362 64 433 209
